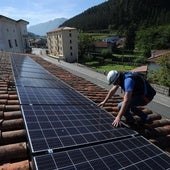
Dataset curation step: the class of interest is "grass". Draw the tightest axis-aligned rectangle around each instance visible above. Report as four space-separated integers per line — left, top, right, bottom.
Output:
85 62 136 74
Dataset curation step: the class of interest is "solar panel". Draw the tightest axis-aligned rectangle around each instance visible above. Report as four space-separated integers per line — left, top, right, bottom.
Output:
14 77 68 88
21 104 137 153
33 136 170 170
11 55 40 68
12 62 50 77
13 71 56 80
10 55 170 170
11 55 48 74
12 61 41 69
17 87 92 105
11 55 69 88
12 66 47 74
11 54 36 63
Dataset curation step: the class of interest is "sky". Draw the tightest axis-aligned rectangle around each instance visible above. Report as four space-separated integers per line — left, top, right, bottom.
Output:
0 0 107 27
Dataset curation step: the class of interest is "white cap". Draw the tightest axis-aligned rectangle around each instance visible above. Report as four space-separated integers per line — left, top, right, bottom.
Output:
107 70 120 85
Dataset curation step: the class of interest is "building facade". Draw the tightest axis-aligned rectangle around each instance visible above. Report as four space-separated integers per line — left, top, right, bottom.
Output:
0 15 29 53
47 27 78 62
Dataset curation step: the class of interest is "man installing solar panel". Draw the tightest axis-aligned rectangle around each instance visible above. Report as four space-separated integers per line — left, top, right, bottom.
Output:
98 70 156 127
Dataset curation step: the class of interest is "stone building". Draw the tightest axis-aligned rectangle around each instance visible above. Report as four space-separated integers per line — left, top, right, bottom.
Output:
47 27 78 62
0 15 29 53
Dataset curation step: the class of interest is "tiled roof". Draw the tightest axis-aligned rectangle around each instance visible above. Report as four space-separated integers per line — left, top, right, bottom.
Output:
148 50 170 62
94 41 108 48
47 27 76 34
131 65 148 73
0 52 31 169
0 52 170 169
0 15 29 24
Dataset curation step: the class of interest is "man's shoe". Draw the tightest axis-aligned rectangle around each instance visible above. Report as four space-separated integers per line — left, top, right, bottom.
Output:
135 116 152 126
145 116 153 124
125 119 135 125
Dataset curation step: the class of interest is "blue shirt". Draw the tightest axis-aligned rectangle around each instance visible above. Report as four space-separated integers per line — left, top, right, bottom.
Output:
124 73 135 92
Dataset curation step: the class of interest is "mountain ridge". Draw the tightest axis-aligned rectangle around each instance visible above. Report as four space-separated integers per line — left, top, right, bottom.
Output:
28 18 67 36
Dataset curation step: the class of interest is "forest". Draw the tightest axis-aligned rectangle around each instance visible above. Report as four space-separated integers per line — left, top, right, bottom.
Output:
60 0 170 32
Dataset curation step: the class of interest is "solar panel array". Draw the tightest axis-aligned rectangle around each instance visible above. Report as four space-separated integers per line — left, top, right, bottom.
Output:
34 136 170 170
21 104 136 153
11 55 170 170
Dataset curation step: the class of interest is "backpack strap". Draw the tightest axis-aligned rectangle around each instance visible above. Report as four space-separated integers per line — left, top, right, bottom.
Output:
125 72 156 103
124 72 145 96
141 77 151 104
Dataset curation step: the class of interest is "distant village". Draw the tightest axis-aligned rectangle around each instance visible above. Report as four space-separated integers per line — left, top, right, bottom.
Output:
1 15 169 65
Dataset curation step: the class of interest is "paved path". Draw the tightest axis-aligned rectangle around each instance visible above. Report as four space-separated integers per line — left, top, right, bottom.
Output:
32 48 170 119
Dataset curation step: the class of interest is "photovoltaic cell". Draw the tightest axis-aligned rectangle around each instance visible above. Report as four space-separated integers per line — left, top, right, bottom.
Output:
11 54 37 64
16 87 92 105
15 77 68 88
12 67 49 76
11 56 41 70
13 71 56 80
21 104 137 153
33 136 170 170
11 55 51 76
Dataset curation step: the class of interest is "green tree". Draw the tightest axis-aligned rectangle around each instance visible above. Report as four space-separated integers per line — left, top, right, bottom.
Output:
78 33 95 60
135 25 170 52
125 25 137 52
101 49 112 63
148 55 170 87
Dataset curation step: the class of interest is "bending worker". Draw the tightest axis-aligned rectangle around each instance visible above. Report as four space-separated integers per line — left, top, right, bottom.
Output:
99 70 156 127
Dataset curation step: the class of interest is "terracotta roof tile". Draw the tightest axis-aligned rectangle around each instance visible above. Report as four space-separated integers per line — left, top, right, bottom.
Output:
0 52 30 169
148 50 170 62
131 65 148 73
47 26 76 34
0 52 170 169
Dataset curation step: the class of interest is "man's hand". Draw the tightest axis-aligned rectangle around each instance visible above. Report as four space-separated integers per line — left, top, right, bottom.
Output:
98 101 105 107
112 116 121 127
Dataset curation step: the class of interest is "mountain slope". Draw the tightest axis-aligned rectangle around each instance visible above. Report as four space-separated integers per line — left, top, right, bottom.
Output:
28 18 67 36
60 0 170 31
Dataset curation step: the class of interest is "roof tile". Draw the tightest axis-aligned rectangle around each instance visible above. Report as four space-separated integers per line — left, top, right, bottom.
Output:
0 52 170 169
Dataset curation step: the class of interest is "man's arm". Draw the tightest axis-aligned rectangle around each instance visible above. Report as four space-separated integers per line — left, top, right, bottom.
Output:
98 85 119 107
112 91 132 127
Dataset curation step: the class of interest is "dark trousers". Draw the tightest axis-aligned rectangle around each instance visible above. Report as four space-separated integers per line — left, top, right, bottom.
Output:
117 96 148 121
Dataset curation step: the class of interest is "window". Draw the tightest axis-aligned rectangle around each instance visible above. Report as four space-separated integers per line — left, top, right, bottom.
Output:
70 52 73 56
70 40 72 43
8 40 12 48
70 46 72 50
69 33 72 37
15 39 18 47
